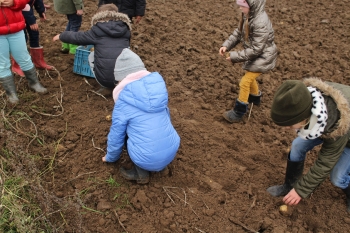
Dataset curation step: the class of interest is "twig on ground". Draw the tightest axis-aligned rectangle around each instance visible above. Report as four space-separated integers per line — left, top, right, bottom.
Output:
40 67 62 81
83 78 93 87
183 189 187 207
247 103 253 121
0 160 5 204
228 218 259 233
31 82 64 117
60 171 97 186
40 122 68 182
88 90 107 100
188 187 210 209
163 186 199 218
92 138 105 153
243 195 256 219
195 227 206 233
1 109 40 152
163 187 176 204
4 186 30 203
33 208 63 222
113 210 128 233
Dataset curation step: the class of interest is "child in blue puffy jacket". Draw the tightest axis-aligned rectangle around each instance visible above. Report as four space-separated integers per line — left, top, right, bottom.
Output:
102 48 180 184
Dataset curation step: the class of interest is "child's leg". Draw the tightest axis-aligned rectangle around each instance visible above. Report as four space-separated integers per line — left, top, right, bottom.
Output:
0 35 12 77
238 71 261 103
66 14 82 54
249 73 261 95
289 137 323 162
66 13 82 32
330 147 350 189
26 26 40 48
8 31 34 72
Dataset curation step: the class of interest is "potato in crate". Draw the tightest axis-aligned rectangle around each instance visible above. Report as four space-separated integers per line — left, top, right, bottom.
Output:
73 45 95 78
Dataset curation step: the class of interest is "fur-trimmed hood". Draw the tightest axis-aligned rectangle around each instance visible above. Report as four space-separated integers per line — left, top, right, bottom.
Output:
303 77 350 139
91 11 132 30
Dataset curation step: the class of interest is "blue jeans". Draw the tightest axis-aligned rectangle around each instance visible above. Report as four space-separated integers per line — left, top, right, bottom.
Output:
0 30 34 77
290 137 350 189
65 14 82 32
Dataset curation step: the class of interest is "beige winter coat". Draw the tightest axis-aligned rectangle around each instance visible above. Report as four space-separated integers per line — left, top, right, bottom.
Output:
294 78 350 198
222 0 277 73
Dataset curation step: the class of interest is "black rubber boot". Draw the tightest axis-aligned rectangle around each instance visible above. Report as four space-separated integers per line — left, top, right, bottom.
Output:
267 158 304 197
342 185 350 213
23 67 47 93
96 86 113 97
0 75 19 104
248 91 262 106
120 165 149 184
222 100 248 123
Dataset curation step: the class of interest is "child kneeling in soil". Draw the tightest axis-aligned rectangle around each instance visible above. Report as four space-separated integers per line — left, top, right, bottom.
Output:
53 4 131 95
219 0 277 123
267 79 350 213
102 48 180 184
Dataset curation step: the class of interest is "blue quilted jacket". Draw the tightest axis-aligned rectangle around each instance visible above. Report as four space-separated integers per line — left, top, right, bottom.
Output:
105 72 180 171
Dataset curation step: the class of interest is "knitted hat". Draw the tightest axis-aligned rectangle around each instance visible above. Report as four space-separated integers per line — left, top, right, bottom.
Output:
270 80 313 126
114 48 146 81
236 0 250 8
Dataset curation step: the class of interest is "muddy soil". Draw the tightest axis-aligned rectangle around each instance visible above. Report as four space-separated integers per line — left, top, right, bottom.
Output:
1 0 350 232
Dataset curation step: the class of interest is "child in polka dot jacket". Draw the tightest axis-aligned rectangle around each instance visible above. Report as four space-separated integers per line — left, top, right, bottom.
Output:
267 78 350 213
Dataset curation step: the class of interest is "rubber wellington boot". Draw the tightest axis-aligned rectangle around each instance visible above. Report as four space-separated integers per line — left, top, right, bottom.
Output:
120 165 150 184
69 44 78 55
61 42 70 54
23 67 47 93
30 47 54 70
222 100 248 123
11 56 25 77
248 91 262 106
0 75 19 104
96 86 113 97
342 185 350 213
267 158 304 197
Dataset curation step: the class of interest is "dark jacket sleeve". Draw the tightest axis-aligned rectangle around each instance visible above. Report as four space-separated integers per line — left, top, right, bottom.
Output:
135 0 146 16
294 133 350 198
59 30 96 45
22 1 36 26
33 0 46 18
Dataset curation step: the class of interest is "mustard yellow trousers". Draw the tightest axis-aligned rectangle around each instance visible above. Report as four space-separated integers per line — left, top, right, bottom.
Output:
238 71 261 103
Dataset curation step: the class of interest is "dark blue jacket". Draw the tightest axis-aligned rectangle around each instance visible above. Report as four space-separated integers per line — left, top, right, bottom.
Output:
59 12 131 88
22 0 46 26
98 0 146 20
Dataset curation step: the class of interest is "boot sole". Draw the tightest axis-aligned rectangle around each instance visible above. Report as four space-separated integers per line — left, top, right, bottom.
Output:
222 112 242 123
